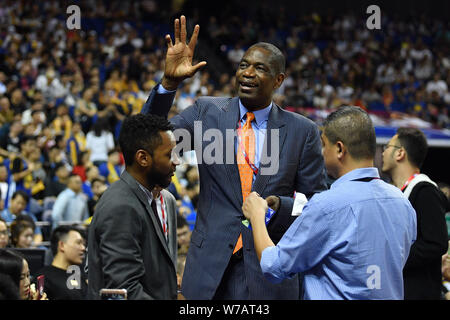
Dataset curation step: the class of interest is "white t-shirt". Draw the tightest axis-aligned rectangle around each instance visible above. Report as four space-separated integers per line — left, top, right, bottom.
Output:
86 131 115 163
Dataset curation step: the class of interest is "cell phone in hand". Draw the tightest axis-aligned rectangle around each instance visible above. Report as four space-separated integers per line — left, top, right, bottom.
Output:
100 288 127 300
37 275 44 299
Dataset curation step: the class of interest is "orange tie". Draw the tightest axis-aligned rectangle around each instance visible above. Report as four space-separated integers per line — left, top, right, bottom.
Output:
233 112 256 254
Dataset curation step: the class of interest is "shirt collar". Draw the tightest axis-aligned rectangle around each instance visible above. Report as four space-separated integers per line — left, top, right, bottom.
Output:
238 99 272 128
330 167 380 190
137 182 154 202
66 188 76 197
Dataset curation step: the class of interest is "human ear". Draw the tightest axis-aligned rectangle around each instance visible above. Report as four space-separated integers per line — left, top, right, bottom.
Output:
59 240 65 253
135 150 152 167
274 73 286 89
395 147 406 162
336 141 345 159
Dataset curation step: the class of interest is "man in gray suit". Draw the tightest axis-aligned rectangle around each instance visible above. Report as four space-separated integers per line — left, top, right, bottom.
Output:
87 114 180 300
141 16 327 299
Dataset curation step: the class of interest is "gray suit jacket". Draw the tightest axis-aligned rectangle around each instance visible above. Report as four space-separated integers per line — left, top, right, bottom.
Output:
142 84 327 299
87 170 178 300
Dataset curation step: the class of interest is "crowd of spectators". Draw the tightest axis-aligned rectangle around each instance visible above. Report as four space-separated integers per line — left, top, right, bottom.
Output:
0 0 449 299
191 2 450 129
218 12 448 129
0 0 203 247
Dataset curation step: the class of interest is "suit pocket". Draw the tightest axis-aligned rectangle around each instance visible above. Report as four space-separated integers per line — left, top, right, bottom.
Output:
190 229 205 248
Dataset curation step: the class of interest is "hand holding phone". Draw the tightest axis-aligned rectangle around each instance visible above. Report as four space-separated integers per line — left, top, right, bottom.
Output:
37 275 45 299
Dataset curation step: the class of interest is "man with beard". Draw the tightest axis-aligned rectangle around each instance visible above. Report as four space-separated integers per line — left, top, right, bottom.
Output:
141 16 326 299
87 114 180 300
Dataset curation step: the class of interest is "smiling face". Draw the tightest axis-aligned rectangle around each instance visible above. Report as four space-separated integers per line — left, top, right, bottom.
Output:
235 47 284 109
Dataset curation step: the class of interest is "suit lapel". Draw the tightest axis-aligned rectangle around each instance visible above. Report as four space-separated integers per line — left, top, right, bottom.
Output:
120 171 172 260
252 104 286 196
218 98 244 208
160 190 177 269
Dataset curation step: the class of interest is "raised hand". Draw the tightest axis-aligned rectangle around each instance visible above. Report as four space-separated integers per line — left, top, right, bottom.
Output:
161 15 207 90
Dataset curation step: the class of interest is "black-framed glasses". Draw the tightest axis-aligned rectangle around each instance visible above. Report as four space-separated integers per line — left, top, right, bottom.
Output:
383 144 402 151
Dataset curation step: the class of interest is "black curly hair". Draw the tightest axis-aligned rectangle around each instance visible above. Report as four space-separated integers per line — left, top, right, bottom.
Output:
118 114 173 166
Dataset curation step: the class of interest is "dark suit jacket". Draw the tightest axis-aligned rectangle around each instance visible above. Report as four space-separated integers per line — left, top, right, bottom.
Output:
87 170 178 300
142 85 327 299
403 182 448 300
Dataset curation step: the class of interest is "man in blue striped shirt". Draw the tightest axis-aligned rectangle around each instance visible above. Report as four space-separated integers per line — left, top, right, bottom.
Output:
242 106 417 299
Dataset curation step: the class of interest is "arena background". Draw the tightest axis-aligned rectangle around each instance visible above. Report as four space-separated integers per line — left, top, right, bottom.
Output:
1 0 449 191
114 0 448 183
185 0 450 184
0 0 449 307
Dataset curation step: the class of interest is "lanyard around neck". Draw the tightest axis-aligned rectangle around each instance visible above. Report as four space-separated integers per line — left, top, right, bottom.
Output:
401 173 419 191
237 120 259 176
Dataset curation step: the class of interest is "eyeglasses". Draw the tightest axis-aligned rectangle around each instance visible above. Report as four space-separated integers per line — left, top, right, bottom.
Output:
0 230 8 236
383 144 402 152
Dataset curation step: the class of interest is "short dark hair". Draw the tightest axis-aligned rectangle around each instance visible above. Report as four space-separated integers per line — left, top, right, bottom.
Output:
177 214 189 229
396 127 428 169
54 162 66 173
68 173 81 180
248 42 286 75
55 134 64 145
85 165 98 175
107 149 119 157
20 135 37 145
323 106 376 160
91 178 105 187
50 225 84 256
118 114 173 166
11 190 29 205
